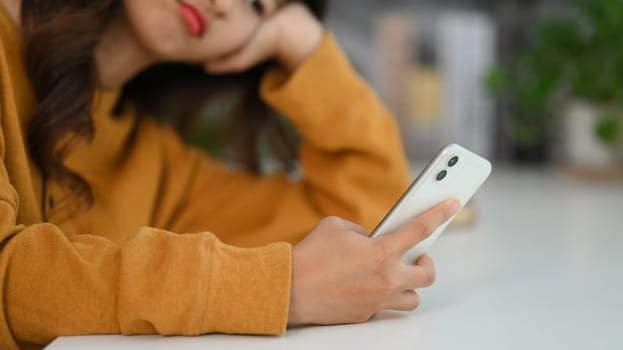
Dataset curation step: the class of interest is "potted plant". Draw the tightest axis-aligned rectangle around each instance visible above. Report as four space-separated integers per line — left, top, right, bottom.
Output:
487 0 623 173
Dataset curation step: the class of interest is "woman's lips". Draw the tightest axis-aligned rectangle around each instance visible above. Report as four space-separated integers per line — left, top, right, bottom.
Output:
179 1 208 37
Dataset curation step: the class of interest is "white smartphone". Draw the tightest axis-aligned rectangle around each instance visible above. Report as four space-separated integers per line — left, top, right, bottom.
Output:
370 144 492 262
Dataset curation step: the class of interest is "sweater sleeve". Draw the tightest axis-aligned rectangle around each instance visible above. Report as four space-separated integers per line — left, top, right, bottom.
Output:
168 33 410 247
0 132 292 348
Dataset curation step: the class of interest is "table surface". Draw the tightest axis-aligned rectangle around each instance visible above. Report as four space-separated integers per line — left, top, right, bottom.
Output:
48 168 623 350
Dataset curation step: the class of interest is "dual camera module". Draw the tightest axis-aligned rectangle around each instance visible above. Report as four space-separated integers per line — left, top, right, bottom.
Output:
436 156 459 181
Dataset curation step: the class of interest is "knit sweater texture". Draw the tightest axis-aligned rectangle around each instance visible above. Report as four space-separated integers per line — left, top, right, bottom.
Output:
0 5 410 349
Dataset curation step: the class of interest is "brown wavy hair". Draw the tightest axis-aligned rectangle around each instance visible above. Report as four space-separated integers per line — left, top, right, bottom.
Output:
21 0 328 219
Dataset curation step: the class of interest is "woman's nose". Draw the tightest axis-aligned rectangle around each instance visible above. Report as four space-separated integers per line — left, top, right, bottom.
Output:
208 0 235 16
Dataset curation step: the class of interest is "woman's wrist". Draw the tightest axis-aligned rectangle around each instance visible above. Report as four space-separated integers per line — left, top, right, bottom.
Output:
275 4 324 73
288 245 306 326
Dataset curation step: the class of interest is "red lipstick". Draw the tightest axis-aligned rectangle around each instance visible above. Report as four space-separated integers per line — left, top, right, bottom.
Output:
179 1 208 37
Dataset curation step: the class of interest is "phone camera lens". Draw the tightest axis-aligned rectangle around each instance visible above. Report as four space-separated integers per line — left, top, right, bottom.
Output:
448 156 459 167
436 170 447 181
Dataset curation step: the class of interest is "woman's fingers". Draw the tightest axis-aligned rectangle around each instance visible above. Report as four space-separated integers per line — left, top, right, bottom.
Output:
379 199 461 257
203 20 278 74
398 255 436 290
383 290 421 311
289 201 449 324
204 3 322 74
203 41 271 74
383 256 434 311
415 254 434 266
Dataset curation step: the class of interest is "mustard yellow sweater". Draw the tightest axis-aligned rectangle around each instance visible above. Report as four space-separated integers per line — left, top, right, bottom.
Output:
0 5 410 349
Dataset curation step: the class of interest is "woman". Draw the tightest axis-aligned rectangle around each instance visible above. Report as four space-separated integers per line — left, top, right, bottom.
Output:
0 0 460 348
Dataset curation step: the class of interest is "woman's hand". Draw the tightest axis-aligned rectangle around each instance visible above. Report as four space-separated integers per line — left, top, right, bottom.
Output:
203 2 324 74
288 199 461 326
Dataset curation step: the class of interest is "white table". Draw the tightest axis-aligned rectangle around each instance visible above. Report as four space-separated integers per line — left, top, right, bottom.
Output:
48 168 623 349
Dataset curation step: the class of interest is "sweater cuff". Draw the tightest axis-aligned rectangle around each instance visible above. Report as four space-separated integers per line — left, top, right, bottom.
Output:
202 240 292 335
260 32 362 137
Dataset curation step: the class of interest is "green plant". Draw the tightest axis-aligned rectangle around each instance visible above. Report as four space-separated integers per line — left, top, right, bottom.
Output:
487 0 623 149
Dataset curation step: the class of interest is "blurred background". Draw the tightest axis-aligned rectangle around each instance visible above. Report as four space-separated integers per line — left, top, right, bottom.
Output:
324 0 623 180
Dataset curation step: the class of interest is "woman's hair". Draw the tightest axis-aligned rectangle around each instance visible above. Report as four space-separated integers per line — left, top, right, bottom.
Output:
21 0 328 218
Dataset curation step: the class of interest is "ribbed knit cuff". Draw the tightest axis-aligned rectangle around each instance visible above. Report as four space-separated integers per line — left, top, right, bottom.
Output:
260 33 360 137
201 240 292 335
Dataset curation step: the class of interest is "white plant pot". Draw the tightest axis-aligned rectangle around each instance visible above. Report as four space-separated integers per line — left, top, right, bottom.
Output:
563 101 620 168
